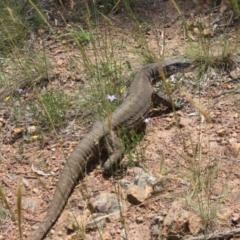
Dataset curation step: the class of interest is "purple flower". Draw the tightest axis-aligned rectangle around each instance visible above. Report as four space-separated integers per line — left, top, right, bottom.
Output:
143 118 151 123
17 88 23 94
107 95 117 102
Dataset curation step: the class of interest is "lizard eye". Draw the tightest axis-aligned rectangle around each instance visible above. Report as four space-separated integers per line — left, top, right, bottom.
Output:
165 65 177 74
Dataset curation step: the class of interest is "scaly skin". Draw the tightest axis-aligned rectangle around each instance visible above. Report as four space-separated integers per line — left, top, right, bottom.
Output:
32 59 191 240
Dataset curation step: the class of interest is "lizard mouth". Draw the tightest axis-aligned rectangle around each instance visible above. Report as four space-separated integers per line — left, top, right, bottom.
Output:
164 60 199 76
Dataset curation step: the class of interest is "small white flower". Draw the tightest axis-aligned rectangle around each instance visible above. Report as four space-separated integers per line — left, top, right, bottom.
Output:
143 118 151 123
107 95 117 102
17 88 24 94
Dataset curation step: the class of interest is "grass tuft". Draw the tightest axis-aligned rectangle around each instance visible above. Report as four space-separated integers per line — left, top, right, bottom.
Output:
0 50 52 100
0 0 47 55
32 89 71 129
229 0 240 13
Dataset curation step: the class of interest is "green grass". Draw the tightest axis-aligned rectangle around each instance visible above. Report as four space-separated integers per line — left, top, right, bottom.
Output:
229 0 240 13
0 0 47 55
0 50 52 99
68 16 128 120
30 89 71 129
122 129 148 169
0 0 50 113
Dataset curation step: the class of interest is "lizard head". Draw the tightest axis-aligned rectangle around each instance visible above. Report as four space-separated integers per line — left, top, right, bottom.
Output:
161 59 192 77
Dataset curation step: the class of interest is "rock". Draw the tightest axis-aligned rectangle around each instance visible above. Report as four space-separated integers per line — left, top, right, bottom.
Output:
12 127 24 138
217 129 225 136
124 172 176 205
202 28 213 37
125 172 158 205
162 202 203 239
22 197 38 211
134 172 157 188
56 59 64 66
86 213 107 230
102 232 112 240
0 118 6 128
89 192 125 214
150 215 164 238
230 69 240 80
136 216 144 223
27 125 37 135
224 143 240 157
127 223 151 240
127 185 152 205
232 213 240 223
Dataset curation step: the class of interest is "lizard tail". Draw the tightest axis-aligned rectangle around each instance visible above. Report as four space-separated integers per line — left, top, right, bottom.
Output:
32 132 99 240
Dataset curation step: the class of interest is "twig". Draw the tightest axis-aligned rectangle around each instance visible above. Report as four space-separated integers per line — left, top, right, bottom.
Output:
213 89 240 98
185 228 240 240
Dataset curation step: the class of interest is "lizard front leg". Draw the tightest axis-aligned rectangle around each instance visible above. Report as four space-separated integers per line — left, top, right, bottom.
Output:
152 91 184 110
103 131 124 174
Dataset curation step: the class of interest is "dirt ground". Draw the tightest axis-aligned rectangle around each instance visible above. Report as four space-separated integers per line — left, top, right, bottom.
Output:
0 0 240 239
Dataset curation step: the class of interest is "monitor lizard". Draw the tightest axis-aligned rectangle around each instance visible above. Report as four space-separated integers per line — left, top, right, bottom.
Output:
32 59 191 240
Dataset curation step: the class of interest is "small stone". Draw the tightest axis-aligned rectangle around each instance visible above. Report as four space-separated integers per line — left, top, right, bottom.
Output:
32 188 39 194
134 44 141 48
127 185 152 204
136 216 143 223
217 129 225 136
162 202 203 238
230 70 240 80
232 132 238 137
27 126 37 134
233 113 239 119
193 27 199 35
12 127 24 136
0 118 6 128
89 192 124 213
165 117 172 122
7 192 12 198
232 213 240 223
203 28 213 37
202 148 208 154
56 59 64 66
102 232 112 240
